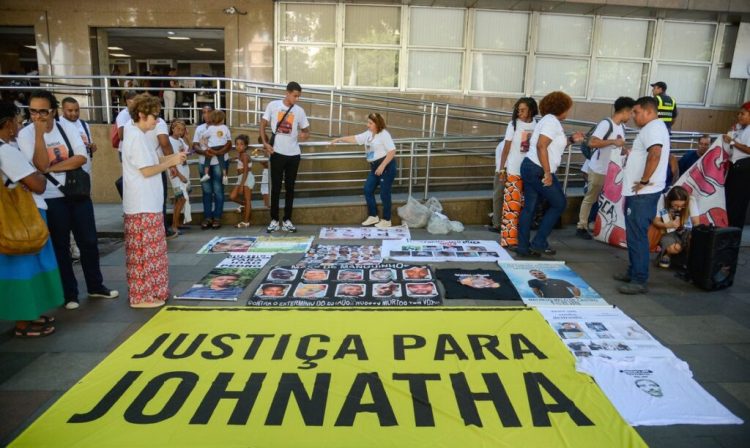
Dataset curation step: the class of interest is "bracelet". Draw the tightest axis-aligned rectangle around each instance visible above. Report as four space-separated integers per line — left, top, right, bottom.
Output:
639 179 649 185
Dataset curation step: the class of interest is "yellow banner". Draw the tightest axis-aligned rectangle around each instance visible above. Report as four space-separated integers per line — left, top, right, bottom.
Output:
11 307 646 448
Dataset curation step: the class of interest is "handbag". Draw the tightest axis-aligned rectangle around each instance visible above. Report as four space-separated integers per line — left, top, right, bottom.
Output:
647 224 663 253
44 123 91 200
268 105 294 147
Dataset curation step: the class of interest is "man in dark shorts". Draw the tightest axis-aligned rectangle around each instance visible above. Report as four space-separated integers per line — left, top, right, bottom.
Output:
527 269 580 298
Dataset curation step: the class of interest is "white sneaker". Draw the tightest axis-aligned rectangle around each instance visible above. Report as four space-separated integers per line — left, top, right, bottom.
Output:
361 216 380 226
64 300 80 310
375 219 392 229
222 175 229 185
200 173 211 183
282 219 297 233
266 220 280 233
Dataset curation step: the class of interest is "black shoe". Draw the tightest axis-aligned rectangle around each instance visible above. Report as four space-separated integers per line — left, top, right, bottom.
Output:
531 246 556 256
576 228 593 240
618 283 648 295
613 272 631 283
512 247 541 258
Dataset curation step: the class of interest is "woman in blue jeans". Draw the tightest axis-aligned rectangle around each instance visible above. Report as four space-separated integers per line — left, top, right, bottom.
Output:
332 113 397 228
516 92 584 257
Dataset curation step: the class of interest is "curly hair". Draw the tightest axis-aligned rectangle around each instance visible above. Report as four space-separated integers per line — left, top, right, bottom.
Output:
129 94 161 122
511 97 539 130
169 119 186 136
538 91 573 117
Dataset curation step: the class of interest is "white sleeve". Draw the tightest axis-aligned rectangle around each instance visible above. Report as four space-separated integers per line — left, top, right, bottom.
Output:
504 123 515 141
381 131 396 151
223 125 232 142
644 124 667 150
539 117 560 140
192 125 203 143
689 199 700 219
116 109 130 128
262 102 274 123
0 144 35 183
354 130 370 146
297 107 310 129
591 120 611 139
155 119 169 136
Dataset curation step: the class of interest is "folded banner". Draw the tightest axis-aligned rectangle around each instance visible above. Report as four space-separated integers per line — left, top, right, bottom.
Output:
9 307 647 448
435 268 521 301
295 245 382 267
382 239 512 262
175 254 273 301
592 151 627 247
197 236 313 255
498 261 608 307
319 226 411 240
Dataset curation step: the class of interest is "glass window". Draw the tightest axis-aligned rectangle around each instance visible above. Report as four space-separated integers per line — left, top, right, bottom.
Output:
409 8 465 48
592 61 647 100
655 64 710 104
279 3 336 43
720 25 739 64
533 57 589 97
279 46 335 86
344 49 399 88
712 68 747 106
598 18 653 59
473 11 528 51
660 22 716 62
345 5 400 45
471 54 525 93
537 15 592 55
408 51 462 90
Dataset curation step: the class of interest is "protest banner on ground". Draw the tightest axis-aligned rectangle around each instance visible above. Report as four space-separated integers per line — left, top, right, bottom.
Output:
9 307 647 448
196 236 258 254
175 254 273 301
435 269 521 301
498 261 608 307
197 236 313 255
382 240 512 262
295 245 382 267
319 226 411 240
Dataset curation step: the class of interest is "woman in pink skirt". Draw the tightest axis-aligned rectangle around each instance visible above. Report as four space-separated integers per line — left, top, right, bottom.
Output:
121 94 186 308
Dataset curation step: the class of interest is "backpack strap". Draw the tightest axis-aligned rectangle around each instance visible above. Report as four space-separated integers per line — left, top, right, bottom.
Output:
602 118 615 141
43 123 76 187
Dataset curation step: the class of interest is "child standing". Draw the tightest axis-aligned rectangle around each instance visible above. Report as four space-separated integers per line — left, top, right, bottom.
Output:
199 109 231 185
229 134 254 228
169 120 191 234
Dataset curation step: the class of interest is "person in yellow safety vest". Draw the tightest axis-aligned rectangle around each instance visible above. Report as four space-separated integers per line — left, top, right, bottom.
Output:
651 81 678 133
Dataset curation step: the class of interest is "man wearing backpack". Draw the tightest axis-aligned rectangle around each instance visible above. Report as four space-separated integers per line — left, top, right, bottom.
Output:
576 96 635 239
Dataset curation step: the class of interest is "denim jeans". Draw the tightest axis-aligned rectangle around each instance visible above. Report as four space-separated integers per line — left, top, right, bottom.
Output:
199 162 224 220
364 159 397 220
624 192 661 284
517 158 567 253
45 197 105 300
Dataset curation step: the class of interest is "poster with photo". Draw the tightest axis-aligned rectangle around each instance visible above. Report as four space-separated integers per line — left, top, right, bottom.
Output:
435 269 521 301
248 263 440 307
498 261 608 307
196 236 258 254
248 236 313 253
382 240 512 262
319 225 411 240
215 253 274 269
175 253 272 301
536 307 676 361
295 244 382 267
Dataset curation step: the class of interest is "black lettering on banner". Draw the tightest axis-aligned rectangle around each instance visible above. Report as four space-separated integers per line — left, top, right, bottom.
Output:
333 335 368 361
296 334 330 369
190 372 266 425
202 334 240 360
510 334 548 360
123 371 198 424
335 373 397 427
132 333 170 359
435 334 469 360
392 373 441 427
68 371 142 423
449 373 521 428
164 333 208 359
393 335 426 360
467 335 508 360
243 334 275 360
272 334 292 360
265 373 331 426
523 372 594 427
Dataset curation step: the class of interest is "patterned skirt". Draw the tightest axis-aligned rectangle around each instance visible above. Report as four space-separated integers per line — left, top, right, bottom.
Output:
124 213 169 305
0 209 64 321
500 174 524 247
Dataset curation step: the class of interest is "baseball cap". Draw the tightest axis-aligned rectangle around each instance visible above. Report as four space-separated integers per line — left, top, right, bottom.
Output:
650 81 667 91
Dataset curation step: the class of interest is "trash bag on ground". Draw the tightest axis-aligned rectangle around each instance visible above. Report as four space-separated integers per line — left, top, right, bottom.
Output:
427 212 451 234
397 196 431 228
449 220 464 232
425 196 443 213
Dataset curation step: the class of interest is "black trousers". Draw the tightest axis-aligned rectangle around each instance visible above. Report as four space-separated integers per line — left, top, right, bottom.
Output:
269 152 301 222
725 158 750 228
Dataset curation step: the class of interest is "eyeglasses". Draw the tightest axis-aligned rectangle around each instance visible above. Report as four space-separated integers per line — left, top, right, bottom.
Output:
29 108 53 117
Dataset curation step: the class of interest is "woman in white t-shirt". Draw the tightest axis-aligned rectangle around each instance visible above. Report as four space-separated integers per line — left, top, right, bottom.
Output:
516 91 585 257
122 94 186 309
332 113 397 228
652 186 700 268
168 120 191 235
723 101 750 228
497 97 538 248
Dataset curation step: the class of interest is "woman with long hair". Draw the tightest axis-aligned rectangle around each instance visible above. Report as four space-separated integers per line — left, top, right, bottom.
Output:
652 185 700 268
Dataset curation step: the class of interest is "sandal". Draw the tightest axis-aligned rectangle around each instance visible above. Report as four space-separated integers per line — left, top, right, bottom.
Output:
32 315 56 326
236 221 250 228
211 220 222 229
201 219 211 230
14 323 55 338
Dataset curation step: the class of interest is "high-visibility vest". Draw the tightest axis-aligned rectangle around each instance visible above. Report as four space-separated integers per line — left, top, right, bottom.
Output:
655 94 676 123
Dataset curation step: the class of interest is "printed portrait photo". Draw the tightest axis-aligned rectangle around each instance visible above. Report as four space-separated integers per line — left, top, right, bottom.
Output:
267 268 298 282
208 237 256 253
403 266 432 280
256 283 291 298
458 274 500 289
293 283 328 299
555 322 588 339
372 282 402 298
302 268 330 282
337 269 364 281
369 268 397 281
405 282 437 297
335 283 366 297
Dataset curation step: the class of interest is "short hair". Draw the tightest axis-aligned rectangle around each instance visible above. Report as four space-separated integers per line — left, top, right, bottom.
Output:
634 96 658 113
367 113 386 133
699 134 711 142
29 89 59 110
210 109 225 124
202 105 214 112
129 94 161 122
0 101 19 125
614 96 635 113
235 134 250 146
286 81 302 93
123 90 138 101
61 97 78 106
169 119 186 135
538 91 573 117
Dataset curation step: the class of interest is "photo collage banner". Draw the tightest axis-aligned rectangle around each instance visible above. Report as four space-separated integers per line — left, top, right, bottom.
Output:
295 244 383 267
197 236 313 254
382 239 512 262
319 225 411 240
175 254 273 302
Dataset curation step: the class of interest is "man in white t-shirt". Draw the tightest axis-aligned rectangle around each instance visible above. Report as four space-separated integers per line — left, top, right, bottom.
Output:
114 90 137 198
260 81 310 233
144 116 178 239
614 96 671 295
576 97 634 239
192 105 230 230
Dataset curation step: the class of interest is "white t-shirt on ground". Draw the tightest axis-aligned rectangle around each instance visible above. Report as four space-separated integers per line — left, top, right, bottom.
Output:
503 119 536 175
122 121 163 214
169 136 190 189
115 107 131 152
527 114 567 173
623 119 670 197
588 119 625 175
0 139 45 209
262 100 310 156
17 120 88 201
730 125 750 163
355 129 396 162
145 118 169 157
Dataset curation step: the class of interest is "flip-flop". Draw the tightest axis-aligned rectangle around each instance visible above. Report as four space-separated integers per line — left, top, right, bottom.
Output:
201 220 211 230
31 315 55 325
14 323 55 338
211 220 222 229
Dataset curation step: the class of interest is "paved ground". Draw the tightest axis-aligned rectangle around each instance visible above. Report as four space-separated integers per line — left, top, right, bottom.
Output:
1 213 749 447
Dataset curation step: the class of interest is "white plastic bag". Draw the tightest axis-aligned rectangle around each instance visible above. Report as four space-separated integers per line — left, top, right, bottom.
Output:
397 196 431 228
427 212 451 234
449 220 464 232
425 197 443 213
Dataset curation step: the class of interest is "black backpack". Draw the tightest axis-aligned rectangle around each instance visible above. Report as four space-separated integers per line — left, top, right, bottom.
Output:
580 118 613 160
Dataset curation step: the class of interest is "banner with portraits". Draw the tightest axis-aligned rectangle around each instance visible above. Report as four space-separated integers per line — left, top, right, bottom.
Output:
498 261 608 307
382 240 512 263
319 226 411 240
175 254 273 301
295 245 383 267
197 236 313 254
248 263 441 307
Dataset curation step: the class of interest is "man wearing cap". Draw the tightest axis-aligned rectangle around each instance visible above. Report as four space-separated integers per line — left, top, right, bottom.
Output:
651 81 678 133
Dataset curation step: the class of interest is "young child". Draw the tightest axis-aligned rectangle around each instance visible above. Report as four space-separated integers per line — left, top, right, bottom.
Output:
169 120 191 234
199 109 231 185
229 135 254 228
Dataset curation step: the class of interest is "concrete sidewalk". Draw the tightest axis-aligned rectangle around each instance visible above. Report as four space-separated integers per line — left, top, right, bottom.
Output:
1 222 749 447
